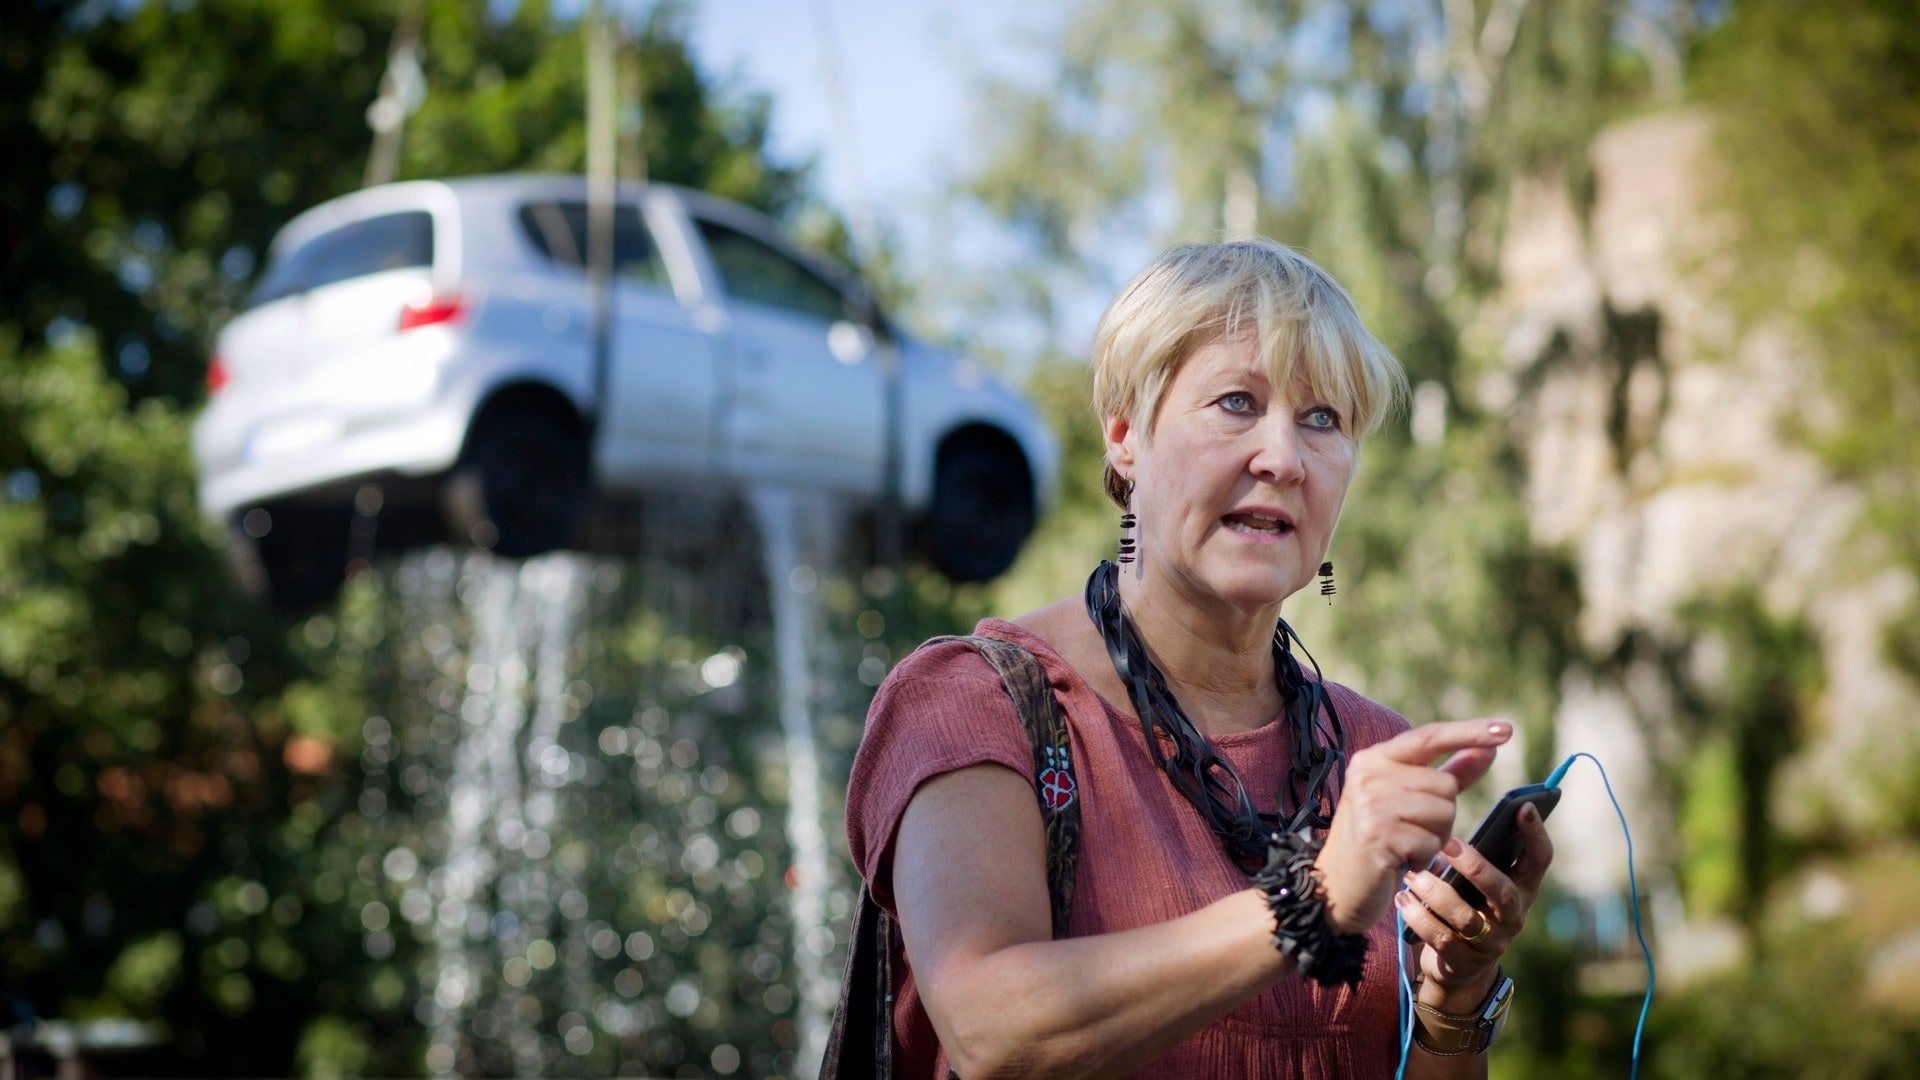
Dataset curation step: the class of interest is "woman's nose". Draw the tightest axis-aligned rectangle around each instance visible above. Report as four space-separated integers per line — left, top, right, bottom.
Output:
1250 417 1307 484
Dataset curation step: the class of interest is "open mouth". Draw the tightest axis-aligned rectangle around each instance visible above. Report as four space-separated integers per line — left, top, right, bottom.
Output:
1222 511 1294 536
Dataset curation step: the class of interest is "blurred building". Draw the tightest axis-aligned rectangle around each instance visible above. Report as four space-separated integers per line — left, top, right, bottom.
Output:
1486 109 1919 988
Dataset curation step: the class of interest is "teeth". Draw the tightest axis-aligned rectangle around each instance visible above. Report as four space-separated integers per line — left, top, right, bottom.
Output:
1227 517 1285 534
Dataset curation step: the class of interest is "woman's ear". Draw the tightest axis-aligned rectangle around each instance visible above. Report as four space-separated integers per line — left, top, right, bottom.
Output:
1104 414 1137 481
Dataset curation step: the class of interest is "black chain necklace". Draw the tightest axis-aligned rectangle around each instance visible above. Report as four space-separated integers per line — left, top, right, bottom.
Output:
1084 559 1348 875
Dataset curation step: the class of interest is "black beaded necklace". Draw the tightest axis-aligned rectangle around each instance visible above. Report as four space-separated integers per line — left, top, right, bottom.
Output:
1084 559 1348 875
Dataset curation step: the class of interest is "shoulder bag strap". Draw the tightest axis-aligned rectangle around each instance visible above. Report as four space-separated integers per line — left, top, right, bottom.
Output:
821 887 892 1079
822 633 1080 1079
943 633 1081 935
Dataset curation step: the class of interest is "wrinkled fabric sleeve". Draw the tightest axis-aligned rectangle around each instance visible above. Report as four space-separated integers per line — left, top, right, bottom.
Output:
845 639 1036 914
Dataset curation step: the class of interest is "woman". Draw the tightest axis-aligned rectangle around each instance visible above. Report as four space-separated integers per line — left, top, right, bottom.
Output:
845 239 1552 1078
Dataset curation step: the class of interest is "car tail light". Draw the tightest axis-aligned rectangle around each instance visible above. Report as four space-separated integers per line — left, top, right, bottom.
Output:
207 354 228 394
399 293 467 332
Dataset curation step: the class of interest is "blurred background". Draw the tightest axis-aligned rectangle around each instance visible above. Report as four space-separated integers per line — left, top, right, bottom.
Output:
3 0 1918 1077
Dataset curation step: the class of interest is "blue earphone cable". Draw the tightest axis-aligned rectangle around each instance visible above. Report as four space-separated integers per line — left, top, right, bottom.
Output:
1395 903 1414 1079
1546 752 1655 1079
1393 752 1655 1078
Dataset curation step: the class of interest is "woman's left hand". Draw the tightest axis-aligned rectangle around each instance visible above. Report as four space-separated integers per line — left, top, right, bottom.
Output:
1394 801 1554 1007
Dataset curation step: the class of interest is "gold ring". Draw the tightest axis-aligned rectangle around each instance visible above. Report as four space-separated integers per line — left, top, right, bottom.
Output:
1461 912 1493 944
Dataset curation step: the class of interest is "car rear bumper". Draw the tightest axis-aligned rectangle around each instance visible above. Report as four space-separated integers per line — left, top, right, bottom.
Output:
197 404 470 523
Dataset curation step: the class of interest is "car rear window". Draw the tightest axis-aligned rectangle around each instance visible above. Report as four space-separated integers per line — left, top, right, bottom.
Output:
695 220 850 323
517 201 671 290
248 210 433 309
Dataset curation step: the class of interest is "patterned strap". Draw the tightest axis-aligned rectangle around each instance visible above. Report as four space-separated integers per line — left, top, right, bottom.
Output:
929 634 1081 935
822 633 1081 1079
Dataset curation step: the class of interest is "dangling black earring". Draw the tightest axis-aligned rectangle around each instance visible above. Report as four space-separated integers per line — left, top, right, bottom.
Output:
1118 483 1138 565
1318 561 1336 603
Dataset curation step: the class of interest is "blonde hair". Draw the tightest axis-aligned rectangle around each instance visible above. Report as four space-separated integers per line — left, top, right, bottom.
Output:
1090 238 1408 506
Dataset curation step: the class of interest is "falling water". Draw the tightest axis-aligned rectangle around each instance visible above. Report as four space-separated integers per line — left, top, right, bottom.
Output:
417 552 588 1077
425 554 523 1078
350 489 870 1078
748 486 841 1078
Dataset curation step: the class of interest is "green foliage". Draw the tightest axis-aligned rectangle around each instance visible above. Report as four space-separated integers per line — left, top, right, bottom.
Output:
13 0 401 402
295 1015 372 1080
1646 927 1920 1078
105 931 184 1009
1 1 840 1075
964 0 1619 745
401 0 812 219
1674 738 1741 916
1673 589 1821 928
0 323 384 1074
4 0 824 412
1494 895 1920 1077
985 356 1118 616
1696 0 1920 667
331 547 846 1077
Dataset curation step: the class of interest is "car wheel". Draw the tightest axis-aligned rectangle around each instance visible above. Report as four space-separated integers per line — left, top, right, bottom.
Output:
442 409 589 558
226 502 351 612
923 437 1035 583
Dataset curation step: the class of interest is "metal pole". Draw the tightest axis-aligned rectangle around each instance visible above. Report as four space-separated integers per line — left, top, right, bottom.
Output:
809 0 903 569
586 1 617 434
364 0 426 188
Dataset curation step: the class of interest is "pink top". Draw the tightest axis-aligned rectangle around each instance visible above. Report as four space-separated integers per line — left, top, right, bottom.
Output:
846 619 1413 1079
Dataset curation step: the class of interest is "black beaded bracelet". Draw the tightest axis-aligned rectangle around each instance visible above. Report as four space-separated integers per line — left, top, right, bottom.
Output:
1251 827 1369 989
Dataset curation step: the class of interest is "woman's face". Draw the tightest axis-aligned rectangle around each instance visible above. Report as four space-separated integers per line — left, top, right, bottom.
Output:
1107 334 1357 616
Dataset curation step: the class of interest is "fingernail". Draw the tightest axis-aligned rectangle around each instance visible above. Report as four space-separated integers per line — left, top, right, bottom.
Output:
1443 837 1465 857
1488 722 1510 737
1403 870 1415 886
1394 890 1410 907
1520 804 1538 823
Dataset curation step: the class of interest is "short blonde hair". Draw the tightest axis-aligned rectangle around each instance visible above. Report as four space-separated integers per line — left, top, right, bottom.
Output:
1090 238 1408 506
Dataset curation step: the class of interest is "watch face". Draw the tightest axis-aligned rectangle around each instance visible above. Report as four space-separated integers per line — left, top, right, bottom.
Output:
1480 976 1516 1051
1482 976 1516 1022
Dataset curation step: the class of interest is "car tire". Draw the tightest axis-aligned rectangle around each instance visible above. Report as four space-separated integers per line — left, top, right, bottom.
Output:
226 502 351 612
442 409 589 558
923 437 1035 583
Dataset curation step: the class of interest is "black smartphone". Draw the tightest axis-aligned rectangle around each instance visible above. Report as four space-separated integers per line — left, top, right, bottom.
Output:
1400 782 1560 943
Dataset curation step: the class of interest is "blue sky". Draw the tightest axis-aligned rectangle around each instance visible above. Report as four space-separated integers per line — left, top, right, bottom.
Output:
689 0 1093 360
689 0 1055 228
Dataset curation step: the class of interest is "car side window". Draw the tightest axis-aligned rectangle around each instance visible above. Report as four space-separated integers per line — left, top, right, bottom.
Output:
517 201 671 290
695 220 849 323
249 210 433 308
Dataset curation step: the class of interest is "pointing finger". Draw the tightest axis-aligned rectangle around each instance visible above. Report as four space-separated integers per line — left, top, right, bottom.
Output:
1377 719 1513 767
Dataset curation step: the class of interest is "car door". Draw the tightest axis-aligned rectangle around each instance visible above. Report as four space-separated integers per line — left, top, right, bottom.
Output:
517 198 723 483
693 218 885 494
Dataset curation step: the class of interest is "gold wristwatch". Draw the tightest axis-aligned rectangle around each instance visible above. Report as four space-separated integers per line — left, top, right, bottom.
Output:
1412 969 1514 1056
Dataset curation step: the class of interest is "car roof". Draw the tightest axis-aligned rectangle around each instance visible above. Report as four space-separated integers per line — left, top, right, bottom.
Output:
261 173 885 328
267 174 638 252
268 174 786 250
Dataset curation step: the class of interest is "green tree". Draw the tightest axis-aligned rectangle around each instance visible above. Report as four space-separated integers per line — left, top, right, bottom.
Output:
1696 0 1920 687
965 0 1653 742
1 1 834 1074
949 3 1678 1074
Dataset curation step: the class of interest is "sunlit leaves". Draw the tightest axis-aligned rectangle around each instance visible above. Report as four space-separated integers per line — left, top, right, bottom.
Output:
104 931 184 1008
1698 0 1920 623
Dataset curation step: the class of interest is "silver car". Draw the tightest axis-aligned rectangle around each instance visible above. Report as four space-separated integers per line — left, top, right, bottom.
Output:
193 175 1057 607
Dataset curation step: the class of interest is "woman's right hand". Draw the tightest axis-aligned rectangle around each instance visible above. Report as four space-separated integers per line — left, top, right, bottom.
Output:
1312 720 1513 935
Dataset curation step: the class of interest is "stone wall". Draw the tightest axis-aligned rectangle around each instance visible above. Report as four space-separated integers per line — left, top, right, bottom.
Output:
1480 110 1919 936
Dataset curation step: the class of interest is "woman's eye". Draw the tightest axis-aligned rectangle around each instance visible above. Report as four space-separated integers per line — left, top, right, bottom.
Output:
1219 392 1255 413
1303 406 1341 430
